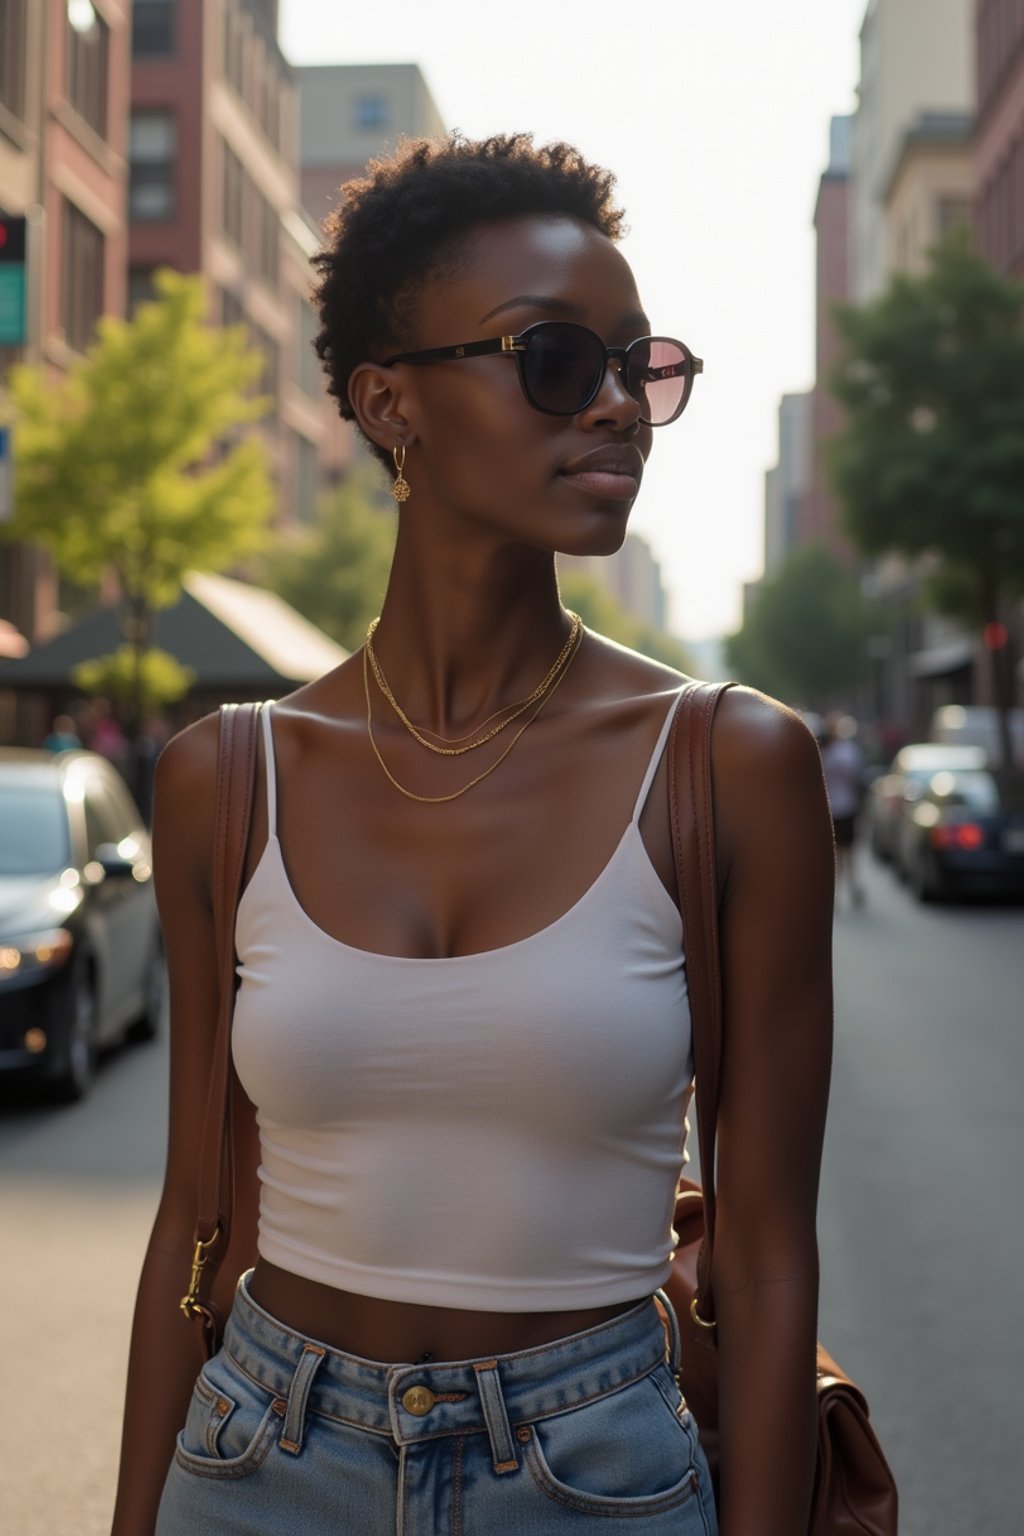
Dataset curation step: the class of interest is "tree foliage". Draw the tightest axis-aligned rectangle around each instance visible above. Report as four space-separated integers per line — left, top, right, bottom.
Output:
72 647 195 714
263 465 397 653
725 543 869 707
829 234 1024 757
6 268 273 609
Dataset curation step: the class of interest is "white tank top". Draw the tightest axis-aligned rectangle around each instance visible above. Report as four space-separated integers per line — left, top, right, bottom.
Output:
232 692 693 1311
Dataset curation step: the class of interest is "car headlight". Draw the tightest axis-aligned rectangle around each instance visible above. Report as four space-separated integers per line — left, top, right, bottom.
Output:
0 929 74 981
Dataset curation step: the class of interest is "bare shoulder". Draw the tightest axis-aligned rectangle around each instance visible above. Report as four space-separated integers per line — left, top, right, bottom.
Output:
152 712 222 900
712 684 823 783
707 685 832 875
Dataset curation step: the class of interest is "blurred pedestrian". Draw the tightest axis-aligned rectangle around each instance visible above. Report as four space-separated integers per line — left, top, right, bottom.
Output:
86 696 128 768
40 714 81 753
821 712 866 907
114 133 833 1536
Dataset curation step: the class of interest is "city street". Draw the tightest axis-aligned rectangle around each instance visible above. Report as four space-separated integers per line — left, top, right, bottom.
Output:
0 855 1021 1535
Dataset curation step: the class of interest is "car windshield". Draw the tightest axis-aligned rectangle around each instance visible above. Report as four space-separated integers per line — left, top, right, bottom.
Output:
927 771 1000 812
0 785 71 875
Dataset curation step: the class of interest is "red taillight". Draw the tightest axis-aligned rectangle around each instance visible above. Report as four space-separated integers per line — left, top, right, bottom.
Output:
929 822 985 851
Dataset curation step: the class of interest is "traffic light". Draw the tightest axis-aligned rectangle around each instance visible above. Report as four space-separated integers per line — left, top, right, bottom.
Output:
0 215 28 346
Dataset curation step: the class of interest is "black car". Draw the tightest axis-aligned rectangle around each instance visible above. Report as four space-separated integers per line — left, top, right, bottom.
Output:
898 766 1024 902
0 749 164 1099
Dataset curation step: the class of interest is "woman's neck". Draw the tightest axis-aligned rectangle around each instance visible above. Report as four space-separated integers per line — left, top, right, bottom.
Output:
372 534 574 737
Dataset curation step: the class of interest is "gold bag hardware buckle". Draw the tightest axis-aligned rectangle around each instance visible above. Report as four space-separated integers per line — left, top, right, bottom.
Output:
179 1229 221 1318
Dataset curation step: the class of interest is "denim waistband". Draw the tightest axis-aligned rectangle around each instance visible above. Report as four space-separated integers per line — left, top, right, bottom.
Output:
222 1273 680 1455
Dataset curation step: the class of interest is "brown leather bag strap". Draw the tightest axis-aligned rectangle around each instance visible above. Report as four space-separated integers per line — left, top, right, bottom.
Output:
668 679 734 1326
195 701 261 1247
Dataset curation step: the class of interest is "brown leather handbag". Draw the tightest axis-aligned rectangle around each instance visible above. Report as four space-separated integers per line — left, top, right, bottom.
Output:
665 681 898 1536
178 700 262 1361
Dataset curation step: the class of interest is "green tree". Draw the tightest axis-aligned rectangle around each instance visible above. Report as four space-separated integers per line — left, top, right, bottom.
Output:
4 268 273 744
264 466 397 652
724 543 869 708
557 570 694 673
72 647 195 716
829 233 1024 764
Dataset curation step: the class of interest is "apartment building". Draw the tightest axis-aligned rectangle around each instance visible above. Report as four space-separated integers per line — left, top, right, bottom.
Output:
764 392 811 576
798 115 854 561
294 61 446 481
0 0 131 643
975 0 1024 278
296 62 446 229
851 0 974 302
129 0 344 525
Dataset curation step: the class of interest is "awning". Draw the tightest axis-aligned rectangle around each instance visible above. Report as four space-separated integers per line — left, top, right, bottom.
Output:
0 571 347 692
0 619 28 658
908 638 976 679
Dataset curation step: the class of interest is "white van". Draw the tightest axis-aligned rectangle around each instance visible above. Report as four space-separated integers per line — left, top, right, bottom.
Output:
929 705 1024 764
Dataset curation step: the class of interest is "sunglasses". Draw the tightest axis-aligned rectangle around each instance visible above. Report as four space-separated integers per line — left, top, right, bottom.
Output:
383 321 703 426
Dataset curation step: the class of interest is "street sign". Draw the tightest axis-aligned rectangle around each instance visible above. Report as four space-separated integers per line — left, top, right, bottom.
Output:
0 426 11 523
0 216 28 347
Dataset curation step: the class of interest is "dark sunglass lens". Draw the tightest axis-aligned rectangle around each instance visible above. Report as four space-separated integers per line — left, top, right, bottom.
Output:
627 339 690 425
523 325 605 413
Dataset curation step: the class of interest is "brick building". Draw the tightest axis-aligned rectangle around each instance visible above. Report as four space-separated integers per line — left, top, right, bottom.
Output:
975 0 1024 278
0 0 132 643
129 0 347 526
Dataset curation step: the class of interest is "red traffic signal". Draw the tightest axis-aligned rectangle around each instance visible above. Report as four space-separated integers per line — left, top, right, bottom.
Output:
0 216 27 262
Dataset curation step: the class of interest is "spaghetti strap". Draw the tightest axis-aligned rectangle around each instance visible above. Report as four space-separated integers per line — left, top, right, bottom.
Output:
632 687 687 821
261 702 278 836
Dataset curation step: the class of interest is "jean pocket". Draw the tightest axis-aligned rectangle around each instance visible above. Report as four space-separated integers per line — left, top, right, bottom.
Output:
520 1363 708 1521
174 1351 283 1481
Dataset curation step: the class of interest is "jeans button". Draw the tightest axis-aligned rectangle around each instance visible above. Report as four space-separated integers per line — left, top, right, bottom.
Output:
402 1384 436 1416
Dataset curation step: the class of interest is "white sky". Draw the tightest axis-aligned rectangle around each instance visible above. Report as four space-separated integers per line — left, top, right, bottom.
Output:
280 0 868 640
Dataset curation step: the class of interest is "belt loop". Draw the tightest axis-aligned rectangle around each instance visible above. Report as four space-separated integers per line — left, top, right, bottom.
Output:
654 1287 682 1375
473 1361 518 1473
279 1344 326 1455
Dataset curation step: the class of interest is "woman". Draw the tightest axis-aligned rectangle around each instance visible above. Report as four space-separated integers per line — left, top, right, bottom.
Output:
113 134 834 1536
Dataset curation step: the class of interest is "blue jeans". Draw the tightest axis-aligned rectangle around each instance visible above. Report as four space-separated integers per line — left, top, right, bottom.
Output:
156 1271 718 1534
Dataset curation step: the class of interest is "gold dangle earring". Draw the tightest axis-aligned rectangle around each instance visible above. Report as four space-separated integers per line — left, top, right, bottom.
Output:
391 444 411 503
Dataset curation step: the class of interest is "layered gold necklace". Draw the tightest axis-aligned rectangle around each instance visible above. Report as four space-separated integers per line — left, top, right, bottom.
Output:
363 612 583 803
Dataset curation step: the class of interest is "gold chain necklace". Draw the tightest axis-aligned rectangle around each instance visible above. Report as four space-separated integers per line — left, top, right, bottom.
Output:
362 624 583 803
365 611 581 756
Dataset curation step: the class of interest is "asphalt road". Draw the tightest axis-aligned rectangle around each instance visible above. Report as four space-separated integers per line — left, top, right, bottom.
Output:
0 854 1021 1535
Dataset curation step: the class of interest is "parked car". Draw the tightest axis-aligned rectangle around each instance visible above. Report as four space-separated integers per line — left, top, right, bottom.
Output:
867 743 988 864
0 749 164 1100
898 766 1024 902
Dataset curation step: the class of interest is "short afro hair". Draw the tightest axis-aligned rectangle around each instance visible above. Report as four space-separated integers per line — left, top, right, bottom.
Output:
311 132 626 461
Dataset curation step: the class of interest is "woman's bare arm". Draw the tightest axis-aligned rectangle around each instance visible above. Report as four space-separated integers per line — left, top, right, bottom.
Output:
111 717 260 1536
701 687 835 1536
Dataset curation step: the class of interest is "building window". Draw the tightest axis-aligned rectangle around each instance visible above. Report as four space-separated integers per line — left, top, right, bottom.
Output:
220 285 245 330
222 139 244 246
62 199 104 352
66 0 109 139
354 94 388 132
132 0 175 56
127 267 156 315
0 0 27 121
257 193 279 285
251 323 279 401
294 432 317 524
129 111 177 221
223 1 245 95
297 296 318 397
935 196 971 241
